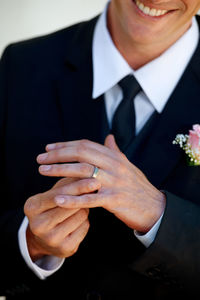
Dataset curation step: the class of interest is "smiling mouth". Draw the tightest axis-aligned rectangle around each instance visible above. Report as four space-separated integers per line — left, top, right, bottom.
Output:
135 0 170 17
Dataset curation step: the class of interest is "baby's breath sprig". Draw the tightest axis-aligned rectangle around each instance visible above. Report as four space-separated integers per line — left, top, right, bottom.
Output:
173 133 200 166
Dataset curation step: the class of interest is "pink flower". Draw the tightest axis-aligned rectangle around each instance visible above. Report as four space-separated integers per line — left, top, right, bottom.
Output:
193 124 200 135
188 130 200 149
188 125 200 150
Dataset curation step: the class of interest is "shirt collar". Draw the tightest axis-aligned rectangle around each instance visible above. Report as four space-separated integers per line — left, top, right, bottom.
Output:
92 4 199 113
92 3 132 99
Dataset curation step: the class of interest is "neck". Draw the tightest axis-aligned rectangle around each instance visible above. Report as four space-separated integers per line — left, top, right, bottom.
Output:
107 6 192 70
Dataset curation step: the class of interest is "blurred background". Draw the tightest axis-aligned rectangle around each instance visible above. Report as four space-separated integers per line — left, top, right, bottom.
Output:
0 0 107 56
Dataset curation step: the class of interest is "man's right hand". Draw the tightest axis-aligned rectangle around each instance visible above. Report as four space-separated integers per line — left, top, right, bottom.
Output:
24 177 101 262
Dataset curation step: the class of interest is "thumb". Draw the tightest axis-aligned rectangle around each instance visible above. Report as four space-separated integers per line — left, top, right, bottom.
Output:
104 134 121 152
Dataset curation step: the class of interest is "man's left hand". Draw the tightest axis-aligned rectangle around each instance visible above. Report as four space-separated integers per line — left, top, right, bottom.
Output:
37 135 166 233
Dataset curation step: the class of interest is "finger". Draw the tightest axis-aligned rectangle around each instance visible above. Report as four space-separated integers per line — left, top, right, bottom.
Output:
50 209 89 242
33 207 80 231
62 219 90 251
37 145 113 170
39 178 100 213
37 140 125 168
53 177 78 188
39 162 107 184
54 192 108 209
104 134 121 152
45 139 116 158
24 178 101 216
39 162 94 178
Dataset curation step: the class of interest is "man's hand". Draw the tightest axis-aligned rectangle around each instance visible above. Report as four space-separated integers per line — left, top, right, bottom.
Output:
24 177 101 261
37 135 166 233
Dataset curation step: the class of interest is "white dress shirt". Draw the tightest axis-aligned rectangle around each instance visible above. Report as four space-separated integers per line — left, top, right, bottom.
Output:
18 2 199 279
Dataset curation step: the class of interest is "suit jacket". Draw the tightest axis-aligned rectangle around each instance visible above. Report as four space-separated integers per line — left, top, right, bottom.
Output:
1 15 200 300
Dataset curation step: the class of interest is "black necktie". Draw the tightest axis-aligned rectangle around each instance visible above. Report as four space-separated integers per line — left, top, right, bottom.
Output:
111 74 141 151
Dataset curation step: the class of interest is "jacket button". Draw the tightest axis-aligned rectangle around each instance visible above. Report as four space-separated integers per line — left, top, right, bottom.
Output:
86 291 102 300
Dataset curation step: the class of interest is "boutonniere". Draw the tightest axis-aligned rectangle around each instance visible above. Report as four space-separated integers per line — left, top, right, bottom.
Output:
173 124 200 166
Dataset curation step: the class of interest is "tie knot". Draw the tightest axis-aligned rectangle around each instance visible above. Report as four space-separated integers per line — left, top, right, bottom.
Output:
118 75 141 100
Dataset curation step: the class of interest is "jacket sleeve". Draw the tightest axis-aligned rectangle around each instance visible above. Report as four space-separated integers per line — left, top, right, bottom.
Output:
131 190 200 294
0 46 44 296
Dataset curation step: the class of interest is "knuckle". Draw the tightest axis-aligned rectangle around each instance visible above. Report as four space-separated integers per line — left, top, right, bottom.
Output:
73 147 80 160
70 246 79 256
76 141 88 157
30 222 44 237
60 243 78 257
24 199 31 216
61 239 73 254
24 195 39 216
80 139 89 146
73 245 79 254
77 146 84 157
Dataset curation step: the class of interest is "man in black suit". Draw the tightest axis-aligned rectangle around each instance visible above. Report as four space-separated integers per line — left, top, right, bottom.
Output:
1 0 200 299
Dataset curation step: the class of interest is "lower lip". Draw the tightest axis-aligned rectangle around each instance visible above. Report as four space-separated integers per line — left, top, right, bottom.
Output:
132 0 173 20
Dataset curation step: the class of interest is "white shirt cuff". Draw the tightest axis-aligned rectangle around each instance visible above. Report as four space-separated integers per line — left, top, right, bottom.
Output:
134 214 164 248
18 216 65 280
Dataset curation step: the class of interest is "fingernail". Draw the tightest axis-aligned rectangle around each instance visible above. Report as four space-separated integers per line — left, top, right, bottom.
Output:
37 153 48 162
40 165 52 172
46 144 56 150
55 196 65 205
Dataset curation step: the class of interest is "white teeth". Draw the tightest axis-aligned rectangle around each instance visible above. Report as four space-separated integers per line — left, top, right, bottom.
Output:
144 6 150 14
149 8 156 17
156 9 162 16
135 0 168 17
139 2 144 10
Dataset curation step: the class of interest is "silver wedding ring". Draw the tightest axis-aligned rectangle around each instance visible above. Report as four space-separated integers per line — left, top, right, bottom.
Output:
91 166 99 178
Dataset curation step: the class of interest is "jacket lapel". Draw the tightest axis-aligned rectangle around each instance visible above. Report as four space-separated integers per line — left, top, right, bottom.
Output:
55 17 109 145
129 41 200 188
